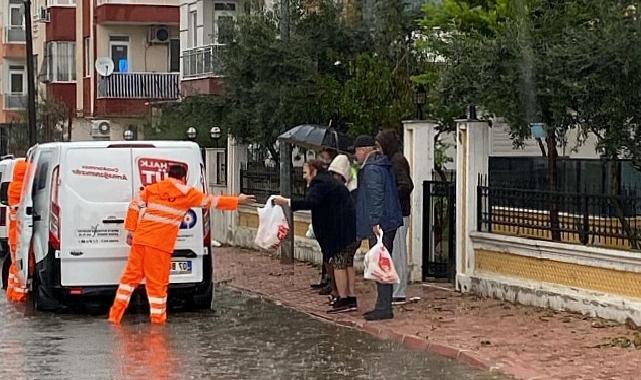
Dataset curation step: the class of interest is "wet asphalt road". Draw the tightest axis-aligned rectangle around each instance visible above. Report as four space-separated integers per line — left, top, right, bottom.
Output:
0 287 507 380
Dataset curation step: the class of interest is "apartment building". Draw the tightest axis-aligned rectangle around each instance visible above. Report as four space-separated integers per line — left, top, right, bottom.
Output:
180 0 273 96
0 0 27 129
30 0 180 141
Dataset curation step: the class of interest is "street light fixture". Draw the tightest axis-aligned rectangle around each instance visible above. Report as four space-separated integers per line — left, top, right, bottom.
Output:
186 127 197 141
123 129 134 141
209 126 222 140
414 84 426 120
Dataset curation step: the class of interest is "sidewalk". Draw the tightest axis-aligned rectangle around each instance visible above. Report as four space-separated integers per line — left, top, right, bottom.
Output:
214 247 641 380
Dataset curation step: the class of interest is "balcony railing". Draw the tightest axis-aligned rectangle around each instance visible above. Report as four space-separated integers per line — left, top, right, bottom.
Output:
97 72 180 99
4 94 26 110
182 44 226 79
4 27 26 43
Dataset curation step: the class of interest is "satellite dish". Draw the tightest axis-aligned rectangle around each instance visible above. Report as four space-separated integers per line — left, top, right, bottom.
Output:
95 57 114 77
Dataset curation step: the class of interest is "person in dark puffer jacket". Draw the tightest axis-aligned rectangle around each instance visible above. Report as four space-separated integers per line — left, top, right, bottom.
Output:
352 135 403 321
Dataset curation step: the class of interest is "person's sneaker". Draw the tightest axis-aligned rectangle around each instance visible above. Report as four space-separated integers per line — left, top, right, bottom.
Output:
392 297 407 306
364 310 394 321
328 297 357 313
328 295 338 306
318 285 333 295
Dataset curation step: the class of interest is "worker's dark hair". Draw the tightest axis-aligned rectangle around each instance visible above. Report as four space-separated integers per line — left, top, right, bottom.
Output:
304 159 325 173
168 165 187 179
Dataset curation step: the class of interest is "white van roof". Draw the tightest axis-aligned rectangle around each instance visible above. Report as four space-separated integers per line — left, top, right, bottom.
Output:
35 141 201 150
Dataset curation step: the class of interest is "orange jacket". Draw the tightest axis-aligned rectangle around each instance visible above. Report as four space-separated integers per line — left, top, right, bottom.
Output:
8 160 27 248
125 178 239 253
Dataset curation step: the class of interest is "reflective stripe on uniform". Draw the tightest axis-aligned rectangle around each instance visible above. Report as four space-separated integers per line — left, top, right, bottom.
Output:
118 284 135 292
12 287 27 293
116 293 131 301
150 307 165 315
143 213 181 226
200 195 215 208
146 203 185 217
147 296 167 304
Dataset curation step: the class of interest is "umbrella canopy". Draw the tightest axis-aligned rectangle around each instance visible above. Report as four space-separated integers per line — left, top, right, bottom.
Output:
278 124 353 153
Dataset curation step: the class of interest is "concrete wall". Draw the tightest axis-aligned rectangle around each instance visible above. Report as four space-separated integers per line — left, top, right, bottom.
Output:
71 116 145 141
456 119 641 325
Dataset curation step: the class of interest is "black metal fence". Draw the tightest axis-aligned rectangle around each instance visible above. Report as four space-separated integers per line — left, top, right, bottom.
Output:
240 163 307 204
478 176 641 250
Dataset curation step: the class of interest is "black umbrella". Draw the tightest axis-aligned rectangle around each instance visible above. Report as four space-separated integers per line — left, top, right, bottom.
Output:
278 124 353 153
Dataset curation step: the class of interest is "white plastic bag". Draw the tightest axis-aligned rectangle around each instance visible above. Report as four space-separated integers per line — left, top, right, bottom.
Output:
305 223 315 239
254 196 290 250
363 232 400 284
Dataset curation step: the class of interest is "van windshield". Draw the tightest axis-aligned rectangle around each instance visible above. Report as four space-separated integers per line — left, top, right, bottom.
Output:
64 149 133 203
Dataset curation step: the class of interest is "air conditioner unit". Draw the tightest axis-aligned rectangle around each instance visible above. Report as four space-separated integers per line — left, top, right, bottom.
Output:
148 26 170 44
91 120 111 139
40 7 50 22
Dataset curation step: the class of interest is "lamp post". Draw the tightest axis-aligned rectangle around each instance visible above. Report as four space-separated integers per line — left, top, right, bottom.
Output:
186 127 197 141
123 129 134 141
414 84 426 120
209 126 222 147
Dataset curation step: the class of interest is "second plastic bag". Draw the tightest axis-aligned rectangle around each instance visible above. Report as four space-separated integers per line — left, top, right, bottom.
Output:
254 196 290 250
363 231 400 284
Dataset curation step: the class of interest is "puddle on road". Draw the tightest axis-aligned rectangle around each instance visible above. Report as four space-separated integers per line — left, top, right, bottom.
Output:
0 287 507 380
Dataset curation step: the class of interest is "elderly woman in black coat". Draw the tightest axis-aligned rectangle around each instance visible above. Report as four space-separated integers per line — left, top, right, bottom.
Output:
273 159 356 309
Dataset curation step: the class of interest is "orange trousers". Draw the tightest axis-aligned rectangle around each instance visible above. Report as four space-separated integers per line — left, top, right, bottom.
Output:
109 244 172 325
6 245 27 303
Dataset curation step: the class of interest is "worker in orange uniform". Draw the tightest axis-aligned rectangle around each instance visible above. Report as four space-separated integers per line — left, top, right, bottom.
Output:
109 164 254 325
6 159 28 303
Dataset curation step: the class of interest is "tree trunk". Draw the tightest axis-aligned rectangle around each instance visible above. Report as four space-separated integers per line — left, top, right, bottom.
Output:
546 133 561 242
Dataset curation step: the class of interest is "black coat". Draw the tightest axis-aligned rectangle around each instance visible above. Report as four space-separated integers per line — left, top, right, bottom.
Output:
291 170 356 256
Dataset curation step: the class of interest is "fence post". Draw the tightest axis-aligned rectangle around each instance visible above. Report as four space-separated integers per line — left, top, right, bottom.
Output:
455 115 490 291
403 120 439 283
279 140 294 264
581 194 589 245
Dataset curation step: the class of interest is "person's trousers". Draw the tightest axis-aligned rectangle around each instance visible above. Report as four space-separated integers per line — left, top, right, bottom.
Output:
109 244 172 325
369 229 396 313
392 217 409 299
6 244 26 303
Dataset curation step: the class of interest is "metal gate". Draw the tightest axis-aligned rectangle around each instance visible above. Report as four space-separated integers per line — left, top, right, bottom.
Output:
422 180 456 281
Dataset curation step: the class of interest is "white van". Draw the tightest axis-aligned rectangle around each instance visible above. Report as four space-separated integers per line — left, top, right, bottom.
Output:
0 155 17 289
14 141 213 310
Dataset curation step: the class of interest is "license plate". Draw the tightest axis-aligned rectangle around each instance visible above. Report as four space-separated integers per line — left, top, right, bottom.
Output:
171 261 192 275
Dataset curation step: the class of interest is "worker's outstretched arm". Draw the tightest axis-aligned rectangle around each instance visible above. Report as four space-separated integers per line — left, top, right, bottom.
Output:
188 189 255 211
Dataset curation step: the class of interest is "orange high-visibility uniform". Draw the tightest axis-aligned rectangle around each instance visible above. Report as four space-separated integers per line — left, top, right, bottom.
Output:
109 178 240 324
6 160 27 303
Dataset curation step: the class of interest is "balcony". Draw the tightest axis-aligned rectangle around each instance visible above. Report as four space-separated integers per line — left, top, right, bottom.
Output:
4 94 26 110
4 27 25 43
182 44 226 79
97 72 180 99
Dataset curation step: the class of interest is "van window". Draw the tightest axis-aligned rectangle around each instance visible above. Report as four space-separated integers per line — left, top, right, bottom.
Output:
35 151 53 191
65 148 133 203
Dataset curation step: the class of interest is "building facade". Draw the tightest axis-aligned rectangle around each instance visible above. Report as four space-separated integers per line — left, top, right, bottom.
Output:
30 0 180 141
0 0 27 131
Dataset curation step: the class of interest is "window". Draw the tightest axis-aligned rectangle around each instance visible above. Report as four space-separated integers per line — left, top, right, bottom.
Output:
189 11 198 47
84 37 91 77
109 36 130 73
8 65 25 94
46 42 76 82
169 39 180 72
48 0 76 5
9 3 24 29
213 2 237 44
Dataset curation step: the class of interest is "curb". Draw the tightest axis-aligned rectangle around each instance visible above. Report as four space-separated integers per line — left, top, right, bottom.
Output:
223 284 501 376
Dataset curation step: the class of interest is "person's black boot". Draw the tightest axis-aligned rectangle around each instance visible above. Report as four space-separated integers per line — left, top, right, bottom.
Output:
364 309 393 321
